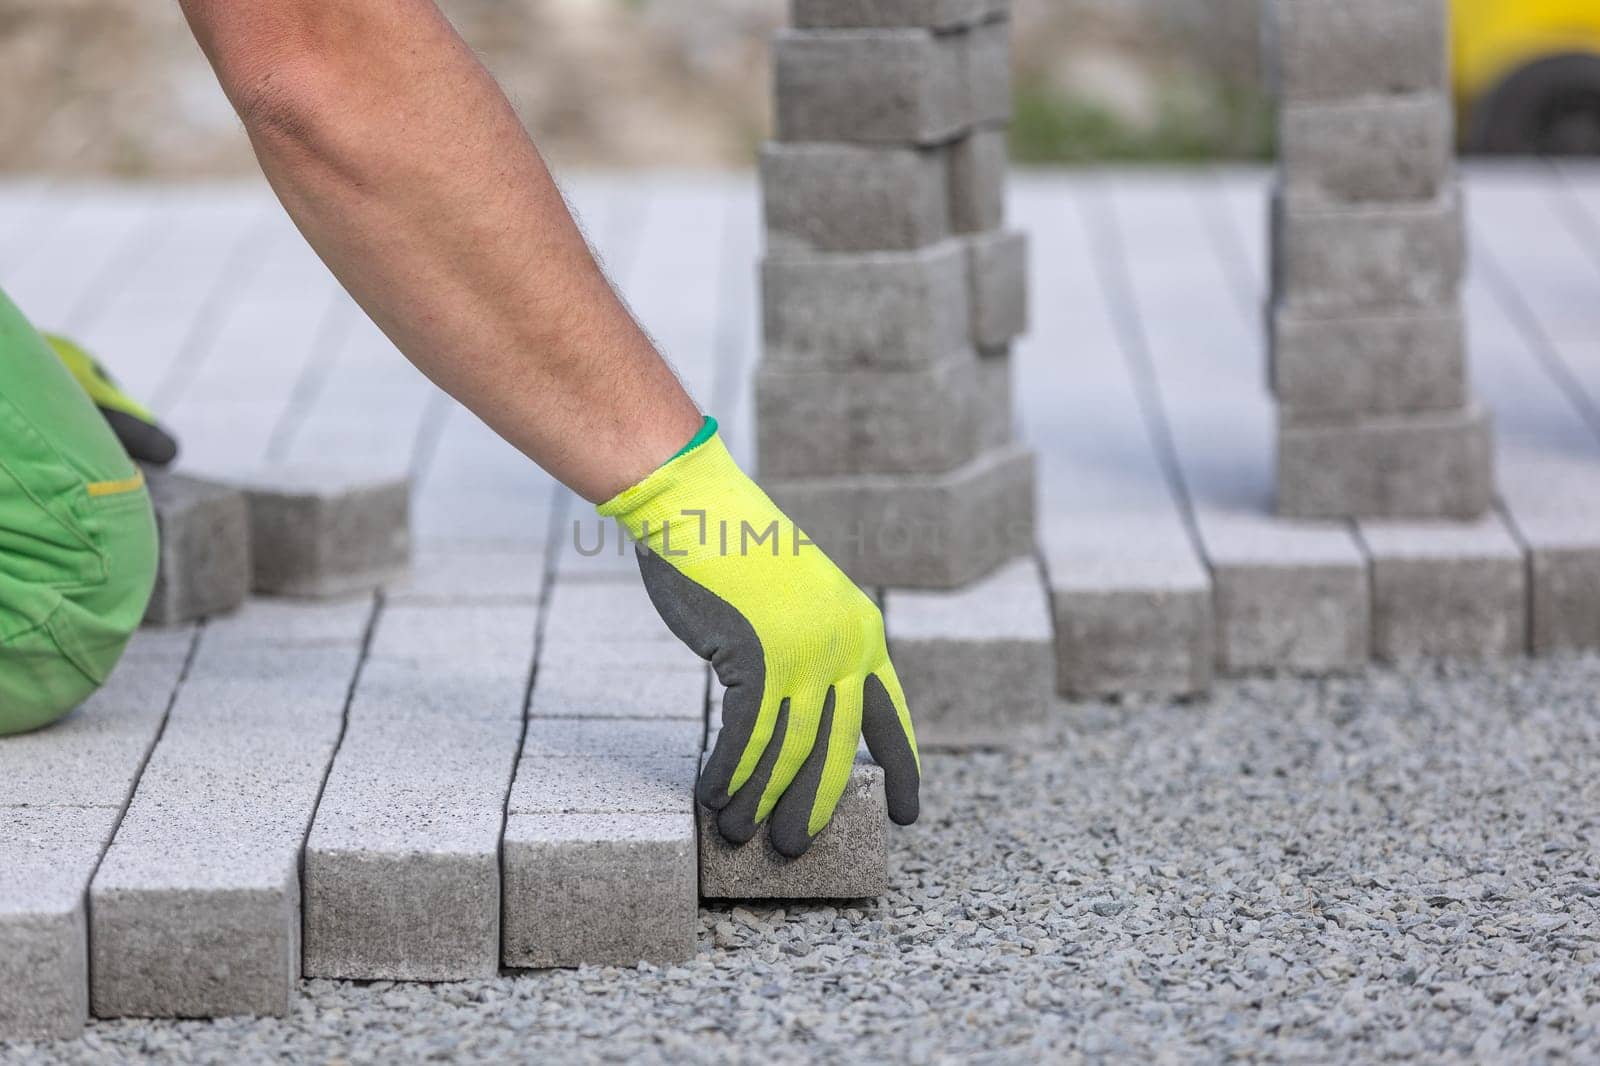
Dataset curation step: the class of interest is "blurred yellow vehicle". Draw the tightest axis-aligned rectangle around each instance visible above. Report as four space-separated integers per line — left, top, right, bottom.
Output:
1457 0 1600 154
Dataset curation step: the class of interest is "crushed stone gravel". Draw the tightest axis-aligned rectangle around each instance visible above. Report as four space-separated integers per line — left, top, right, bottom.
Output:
9 657 1600 1063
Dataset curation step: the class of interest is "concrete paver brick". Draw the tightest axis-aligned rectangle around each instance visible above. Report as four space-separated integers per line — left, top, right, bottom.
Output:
762 240 970 369
885 557 1052 748
502 813 696 968
143 471 251 626
698 762 888 899
237 464 411 598
1277 404 1495 520
762 142 949 254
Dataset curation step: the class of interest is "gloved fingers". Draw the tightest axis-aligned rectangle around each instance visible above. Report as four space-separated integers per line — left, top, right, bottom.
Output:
697 680 775 811
753 685 827 825
99 407 179 466
863 665 920 827
769 680 862 858
42 333 180 466
714 700 789 846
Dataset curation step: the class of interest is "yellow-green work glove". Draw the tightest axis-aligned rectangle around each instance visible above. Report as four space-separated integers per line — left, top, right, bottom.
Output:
599 419 919 857
44 333 179 467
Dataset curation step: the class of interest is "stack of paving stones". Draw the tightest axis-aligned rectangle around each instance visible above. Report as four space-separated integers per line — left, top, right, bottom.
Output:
761 0 1052 746
1268 0 1494 521
758 0 1035 591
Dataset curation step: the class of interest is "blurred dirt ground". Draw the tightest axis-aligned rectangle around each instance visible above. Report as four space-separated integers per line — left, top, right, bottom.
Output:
0 0 1266 176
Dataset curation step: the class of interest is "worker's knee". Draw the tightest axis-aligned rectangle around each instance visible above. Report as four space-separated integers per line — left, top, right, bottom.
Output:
0 489 158 737
0 623 105 736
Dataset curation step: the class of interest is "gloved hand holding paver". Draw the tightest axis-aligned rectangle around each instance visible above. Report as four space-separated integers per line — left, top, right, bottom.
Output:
600 418 920 855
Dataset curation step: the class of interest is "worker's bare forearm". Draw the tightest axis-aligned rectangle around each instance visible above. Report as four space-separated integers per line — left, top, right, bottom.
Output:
178 0 702 501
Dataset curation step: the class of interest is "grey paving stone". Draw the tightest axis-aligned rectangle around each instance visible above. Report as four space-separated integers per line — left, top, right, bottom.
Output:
1358 516 1528 661
948 125 1007 234
366 602 539 676
0 808 119 1040
698 762 888 900
967 229 1028 349
1280 94 1454 204
885 557 1051 749
1202 512 1373 673
1271 302 1467 418
502 813 696 968
521 718 703 759
1272 188 1464 313
1266 0 1448 102
1277 405 1495 520
236 464 411 599
91 843 303 1020
143 471 251 626
301 594 534 980
508 757 698 815
766 442 1036 589
346 659 530 724
542 577 680 647
976 346 1014 449
959 17 1012 127
756 353 979 478
762 240 970 369
118 623 200 664
383 547 547 604
0 647 189 1038
89 635 359 1019
791 0 990 30
1526 524 1600 657
0 654 191 807
1045 525 1215 698
302 726 521 981
200 596 373 650
552 510 648 584
773 29 968 146
182 640 364 686
531 658 707 721
761 142 949 254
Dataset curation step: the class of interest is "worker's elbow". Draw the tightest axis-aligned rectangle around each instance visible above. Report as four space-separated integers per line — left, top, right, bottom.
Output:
224 50 342 156
185 5 342 152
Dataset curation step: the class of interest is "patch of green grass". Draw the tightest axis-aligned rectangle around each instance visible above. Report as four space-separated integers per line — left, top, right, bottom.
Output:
1010 77 1274 164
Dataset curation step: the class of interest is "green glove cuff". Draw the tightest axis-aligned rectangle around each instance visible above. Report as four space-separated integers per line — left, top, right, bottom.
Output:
666 415 718 464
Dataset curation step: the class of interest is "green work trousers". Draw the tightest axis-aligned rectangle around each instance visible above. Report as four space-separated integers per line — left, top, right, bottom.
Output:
0 287 157 735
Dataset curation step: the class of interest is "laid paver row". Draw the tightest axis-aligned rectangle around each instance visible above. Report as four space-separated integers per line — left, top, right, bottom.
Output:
0 579 882 1032
89 601 374 1020
0 628 196 1040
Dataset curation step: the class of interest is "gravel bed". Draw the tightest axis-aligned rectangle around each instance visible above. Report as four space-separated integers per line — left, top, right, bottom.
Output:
10 657 1600 1064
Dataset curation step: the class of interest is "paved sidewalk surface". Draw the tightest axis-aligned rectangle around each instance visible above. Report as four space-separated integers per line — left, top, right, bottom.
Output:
10 658 1600 1062
4 164 1600 1057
